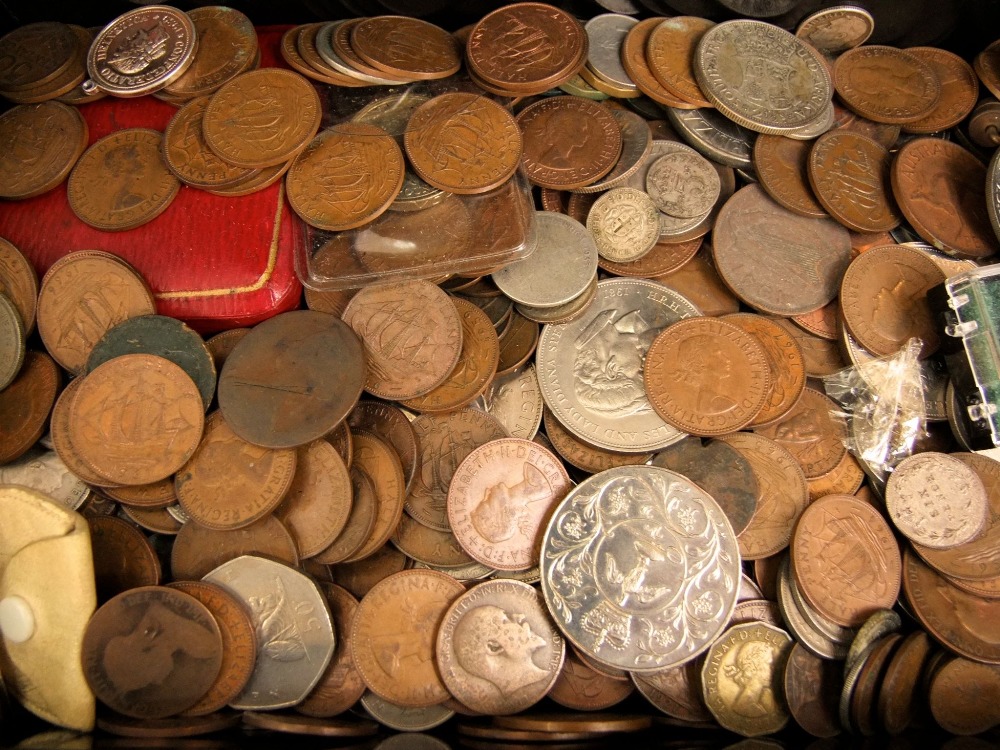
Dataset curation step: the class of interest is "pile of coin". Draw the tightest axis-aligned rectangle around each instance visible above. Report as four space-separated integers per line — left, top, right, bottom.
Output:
5 0 1000 742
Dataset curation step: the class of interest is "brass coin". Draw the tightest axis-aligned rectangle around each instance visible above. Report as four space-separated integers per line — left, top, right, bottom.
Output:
67 129 180 231
0 102 87 199
163 6 258 99
162 96 257 189
202 68 321 169
169 515 300 581
0 351 60 465
88 514 162 603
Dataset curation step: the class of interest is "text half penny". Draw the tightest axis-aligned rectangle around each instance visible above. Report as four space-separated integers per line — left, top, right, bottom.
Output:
351 17 459 80
351 569 465 707
753 135 827 219
753 388 847 479
343 431 406 563
81 586 223 719
645 317 770 437
174 411 296 531
834 45 940 125
169 515 300 581
162 96 256 189
218 310 366 449
0 350 60 465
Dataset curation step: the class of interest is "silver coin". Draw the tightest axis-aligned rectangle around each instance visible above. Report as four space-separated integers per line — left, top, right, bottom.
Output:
0 446 89 511
788 562 857 646
666 107 755 169
795 5 875 54
584 14 639 92
493 212 598 308
516 274 598 325
694 20 832 135
360 691 454 731
716 0 798 17
541 465 741 672
204 555 335 710
0 291 24 390
572 109 653 195
785 100 835 141
538 278 699 453
621 140 715 238
473 365 543 440
645 151 721 219
436 579 565 714
587 187 661 263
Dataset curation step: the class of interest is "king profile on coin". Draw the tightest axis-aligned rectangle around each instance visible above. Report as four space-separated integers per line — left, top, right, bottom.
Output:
574 308 657 416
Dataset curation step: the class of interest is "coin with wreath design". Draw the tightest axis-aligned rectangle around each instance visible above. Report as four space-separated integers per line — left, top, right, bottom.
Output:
541 465 740 673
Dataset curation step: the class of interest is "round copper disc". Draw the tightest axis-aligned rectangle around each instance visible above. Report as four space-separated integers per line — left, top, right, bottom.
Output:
0 350 60 465
833 45 940 125
903 47 979 135
350 17 460 81
753 388 847 479
753 134 828 219
170 515 300 581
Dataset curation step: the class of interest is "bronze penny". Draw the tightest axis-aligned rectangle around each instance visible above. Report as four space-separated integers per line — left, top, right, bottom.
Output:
712 184 851 316
783 642 841 738
903 47 978 134
598 236 702 279
0 350 59 465
103 478 176 509
753 135 827 219
391 512 475 568
877 630 932 735
400 298 500 414
348 400 417 493
839 243 945 358
167 580 257 716
352 569 465 707
891 138 999 259
929 657 1000 735
204 328 250 373
0 22 78 91
273 439 352 559
37 250 155 375
448 437 571 572
170 515 299 581
724 313 807 428
287 123 404 231
791 494 901 628
162 96 257 189
466 3 587 95
807 131 900 233
543 407 650 475
457 721 602 741
86 314 216 411
548 649 634 711
404 92 522 195
834 46 940 124
69 354 203 486
96 711 240 738
903 547 1000 665
304 286 356 318
203 69 321 169
655 248 740 317
293 24 373 87
771 317 846 377
163 6 258 99
328 19 413 84
174 411 296 531
0 238 37 337
516 97 621 190
331 544 410 600
344 431 406 563
122 505 183 535
792 300 839 341
0 102 87 199
719 432 809 560
342 281 461 402
645 316 771 437
242 712 378 737
204 159 290 197
89 515 162 603
632 659 712 723
50 378 123 488
350 17 459 80
650 435 759 537
753 388 847 479
314 467 378 565
496 312 540 377
296 583 366 718
620 18 693 109
81 586 223 719
494 712 651 733
67 128 180 231
849 632 902 736
218 310 366 449
646 16 715 108
806 450 864 501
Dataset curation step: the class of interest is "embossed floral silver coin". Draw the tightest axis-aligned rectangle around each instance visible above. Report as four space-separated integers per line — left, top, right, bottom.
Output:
541 465 741 673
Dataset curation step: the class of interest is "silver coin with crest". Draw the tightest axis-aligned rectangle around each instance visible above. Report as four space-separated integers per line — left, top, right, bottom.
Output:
541 465 741 673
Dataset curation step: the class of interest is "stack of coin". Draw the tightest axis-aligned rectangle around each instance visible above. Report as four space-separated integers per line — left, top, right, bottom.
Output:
0 22 89 104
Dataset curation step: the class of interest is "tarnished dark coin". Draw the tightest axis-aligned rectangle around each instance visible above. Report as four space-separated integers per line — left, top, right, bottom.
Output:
0 351 60 465
784 641 842 737
0 292 24 391
218 311 365 449
348 400 417 493
96 711 241 738
163 6 258 99
313 467 378 565
0 102 88 200
877 630 932 735
88 514 162 603
170 515 299 581
834 46 940 125
82 586 223 719
0 22 78 92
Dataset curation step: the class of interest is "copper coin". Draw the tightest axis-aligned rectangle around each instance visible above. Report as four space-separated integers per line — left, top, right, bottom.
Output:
348 400 418 493
204 328 250 373
914 453 1000 582
0 238 37 337
903 547 1000 665
404 92 522 195
162 96 256 189
929 657 1000 734
792 300 839 341
456 721 601 742
174 410 295 530
204 159 290 197
304 286 356 318
891 138 999 259
37 250 155 374
0 101 87 200
391 512 475 569
771 317 846 377
448 437 571 571
753 135 827 219
620 18 693 109
202 69 320 169
547 649 634 711
273 439 352 558
67 128 180 231
543 407 650 475
103 478 176 509
645 316 771 437
807 131 900 233
807 450 865 502
496 312 540 377
218 310 366 449
350 17 459 80
331 544 409 600
849 632 902 736
293 23 374 86
342 281 460 402
724 312 807 428
328 19 413 84
598 236 702 279
0 22 78 91
839 243 945 358
166 580 257 716
0 350 60 465
170 515 299 581
243 712 379 737
50 378 123 487
903 47 978 134
493 712 651 733
96 711 240 738
655 248 740 317
646 17 715 108
313 467 378 565
400 298 499 414
753 388 847 479
295 582 366 718
719 431 809 560
712 185 851 316
650 435 759 537
516 97 621 190
792 494 901 628
781 642 841 737
632 659 712 723
163 6 257 98
287 123 404 231
68 354 203 485
82 586 223 719
122 505 183 535
877 630 932 735
89 514 162 602
351 569 464 707
466 3 587 95
344 431 406 563
834 46 940 124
